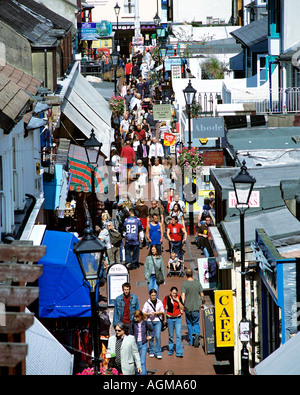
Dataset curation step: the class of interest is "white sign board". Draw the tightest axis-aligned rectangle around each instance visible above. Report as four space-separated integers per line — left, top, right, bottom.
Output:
228 191 260 209
107 264 129 306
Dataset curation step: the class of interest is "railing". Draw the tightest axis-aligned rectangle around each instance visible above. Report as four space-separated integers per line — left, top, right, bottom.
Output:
196 92 222 116
232 88 300 114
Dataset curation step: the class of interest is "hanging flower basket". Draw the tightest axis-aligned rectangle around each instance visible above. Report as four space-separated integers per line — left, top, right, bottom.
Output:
178 146 203 176
109 95 125 117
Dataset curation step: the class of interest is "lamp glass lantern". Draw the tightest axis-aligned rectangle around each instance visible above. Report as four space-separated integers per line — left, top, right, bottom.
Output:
159 43 168 59
153 12 161 26
73 225 106 283
114 2 121 16
232 160 256 206
83 129 103 165
183 79 197 106
111 48 120 68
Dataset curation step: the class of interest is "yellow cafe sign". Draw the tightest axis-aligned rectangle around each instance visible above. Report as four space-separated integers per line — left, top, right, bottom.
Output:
214 290 234 347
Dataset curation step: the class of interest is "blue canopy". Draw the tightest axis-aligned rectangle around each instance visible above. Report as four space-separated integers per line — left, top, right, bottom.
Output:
38 230 92 318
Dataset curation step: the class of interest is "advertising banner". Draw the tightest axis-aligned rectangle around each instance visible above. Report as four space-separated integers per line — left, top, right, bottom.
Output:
164 132 175 146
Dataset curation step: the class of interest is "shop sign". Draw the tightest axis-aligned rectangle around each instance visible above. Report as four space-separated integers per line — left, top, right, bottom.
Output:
198 258 217 289
214 290 235 348
228 190 260 208
153 104 172 121
192 117 225 138
96 21 112 36
107 264 129 306
171 65 181 79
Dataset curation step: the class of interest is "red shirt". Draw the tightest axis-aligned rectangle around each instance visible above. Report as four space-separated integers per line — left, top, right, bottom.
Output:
167 223 184 242
125 63 133 75
121 145 135 164
134 129 146 140
163 295 182 317
122 295 131 324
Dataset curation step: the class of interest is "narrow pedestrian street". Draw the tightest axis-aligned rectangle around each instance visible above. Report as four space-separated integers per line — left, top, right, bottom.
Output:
96 144 218 375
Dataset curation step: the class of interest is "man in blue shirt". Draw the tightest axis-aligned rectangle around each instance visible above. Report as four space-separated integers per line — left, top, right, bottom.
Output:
124 208 143 269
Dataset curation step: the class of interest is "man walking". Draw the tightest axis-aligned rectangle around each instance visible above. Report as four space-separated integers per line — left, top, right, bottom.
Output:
149 137 164 166
113 282 140 329
181 268 205 347
124 208 143 269
107 322 142 375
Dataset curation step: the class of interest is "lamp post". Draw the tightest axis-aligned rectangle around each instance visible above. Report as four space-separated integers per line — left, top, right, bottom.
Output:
183 79 197 149
83 129 103 231
159 42 168 81
73 223 106 374
232 160 256 375
111 48 120 96
183 80 197 235
114 2 121 50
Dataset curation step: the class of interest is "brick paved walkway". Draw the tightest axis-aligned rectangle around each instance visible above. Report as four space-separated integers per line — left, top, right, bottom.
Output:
102 210 217 375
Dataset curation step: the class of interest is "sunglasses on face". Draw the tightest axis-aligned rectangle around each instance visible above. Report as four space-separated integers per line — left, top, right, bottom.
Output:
115 329 123 332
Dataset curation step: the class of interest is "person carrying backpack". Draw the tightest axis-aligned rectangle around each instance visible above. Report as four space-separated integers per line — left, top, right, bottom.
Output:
124 208 143 270
100 222 121 265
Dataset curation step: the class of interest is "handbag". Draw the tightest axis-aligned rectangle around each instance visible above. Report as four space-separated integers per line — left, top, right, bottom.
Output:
147 301 168 332
152 256 164 285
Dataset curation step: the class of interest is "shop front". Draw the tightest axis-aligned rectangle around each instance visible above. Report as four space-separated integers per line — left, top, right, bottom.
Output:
253 228 300 360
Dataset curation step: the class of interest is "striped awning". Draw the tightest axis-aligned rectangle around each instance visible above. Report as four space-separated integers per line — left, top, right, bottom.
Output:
68 145 108 193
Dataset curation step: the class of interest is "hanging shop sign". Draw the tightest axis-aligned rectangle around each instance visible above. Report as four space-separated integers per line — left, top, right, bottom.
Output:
153 104 172 121
214 290 235 348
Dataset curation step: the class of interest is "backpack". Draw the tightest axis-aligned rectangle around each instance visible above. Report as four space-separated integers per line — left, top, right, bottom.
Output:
108 228 122 247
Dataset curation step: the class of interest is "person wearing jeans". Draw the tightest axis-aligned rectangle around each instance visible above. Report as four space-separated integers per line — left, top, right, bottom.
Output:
142 289 165 359
163 287 184 357
181 268 205 346
130 310 154 375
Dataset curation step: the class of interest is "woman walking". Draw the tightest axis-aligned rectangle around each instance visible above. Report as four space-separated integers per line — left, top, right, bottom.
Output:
130 310 154 375
144 245 165 297
142 289 165 359
151 157 164 201
163 287 184 357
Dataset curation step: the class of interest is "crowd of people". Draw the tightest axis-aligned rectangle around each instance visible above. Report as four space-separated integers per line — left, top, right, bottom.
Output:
91 50 216 376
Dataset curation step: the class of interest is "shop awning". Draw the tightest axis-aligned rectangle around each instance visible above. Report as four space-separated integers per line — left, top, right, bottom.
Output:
38 230 92 318
252 332 300 375
61 68 112 158
68 144 108 193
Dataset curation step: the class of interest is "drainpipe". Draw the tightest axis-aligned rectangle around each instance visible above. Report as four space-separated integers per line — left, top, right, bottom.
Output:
44 49 48 88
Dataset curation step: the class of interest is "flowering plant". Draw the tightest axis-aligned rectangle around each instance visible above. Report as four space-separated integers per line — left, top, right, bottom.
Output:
76 367 122 375
109 95 125 117
178 146 203 176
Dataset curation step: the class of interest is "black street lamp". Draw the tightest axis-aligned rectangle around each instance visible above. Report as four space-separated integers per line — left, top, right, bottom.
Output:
159 43 168 85
232 160 256 375
83 129 103 231
153 12 160 26
114 2 121 49
111 48 120 96
183 79 197 149
73 223 106 374
183 80 197 235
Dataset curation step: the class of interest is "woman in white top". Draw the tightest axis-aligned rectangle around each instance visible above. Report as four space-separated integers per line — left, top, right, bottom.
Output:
151 157 164 201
